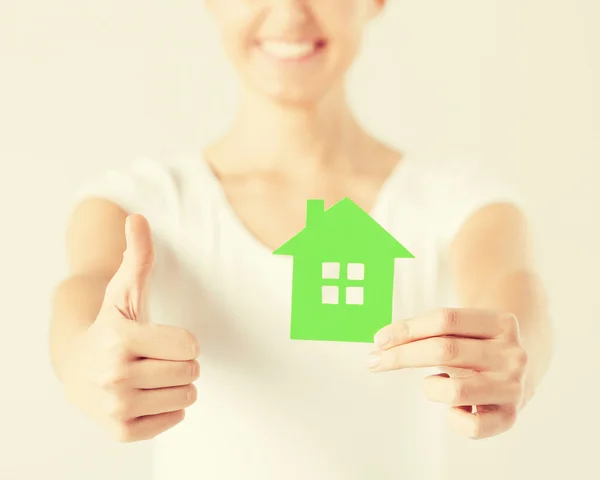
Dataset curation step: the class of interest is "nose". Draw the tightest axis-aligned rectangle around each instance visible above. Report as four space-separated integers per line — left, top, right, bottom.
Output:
267 0 311 26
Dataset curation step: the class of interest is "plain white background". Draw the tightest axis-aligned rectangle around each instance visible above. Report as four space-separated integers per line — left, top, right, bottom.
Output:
0 1 598 479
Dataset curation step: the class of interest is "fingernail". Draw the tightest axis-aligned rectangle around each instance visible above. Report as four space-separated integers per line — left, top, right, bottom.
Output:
367 351 381 368
374 330 390 348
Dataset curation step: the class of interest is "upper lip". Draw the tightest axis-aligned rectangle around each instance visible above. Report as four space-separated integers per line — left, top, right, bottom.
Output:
257 37 326 44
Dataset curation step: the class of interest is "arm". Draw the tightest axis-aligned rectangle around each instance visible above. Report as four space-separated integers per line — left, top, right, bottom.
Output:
49 197 129 382
448 202 554 406
50 200 199 442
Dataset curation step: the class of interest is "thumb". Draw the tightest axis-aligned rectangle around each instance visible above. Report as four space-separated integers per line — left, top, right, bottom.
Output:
102 214 155 321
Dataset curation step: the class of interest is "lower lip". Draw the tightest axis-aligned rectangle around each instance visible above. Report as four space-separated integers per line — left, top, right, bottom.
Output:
255 41 327 64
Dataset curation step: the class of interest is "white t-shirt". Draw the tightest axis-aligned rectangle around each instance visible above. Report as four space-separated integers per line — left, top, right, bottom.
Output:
73 145 521 479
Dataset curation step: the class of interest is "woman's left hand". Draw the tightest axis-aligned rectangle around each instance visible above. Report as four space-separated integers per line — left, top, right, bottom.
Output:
368 307 529 439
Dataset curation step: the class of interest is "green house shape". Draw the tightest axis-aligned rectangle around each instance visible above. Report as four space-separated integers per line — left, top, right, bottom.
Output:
273 198 414 343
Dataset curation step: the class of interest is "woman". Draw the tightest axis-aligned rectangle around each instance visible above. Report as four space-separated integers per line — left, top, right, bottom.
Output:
50 1 553 478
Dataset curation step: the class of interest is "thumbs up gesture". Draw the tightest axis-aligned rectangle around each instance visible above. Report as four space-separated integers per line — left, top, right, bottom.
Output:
61 215 200 442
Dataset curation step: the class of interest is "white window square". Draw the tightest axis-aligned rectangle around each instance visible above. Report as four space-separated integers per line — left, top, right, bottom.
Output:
322 286 339 304
346 287 364 305
347 263 364 280
322 262 340 279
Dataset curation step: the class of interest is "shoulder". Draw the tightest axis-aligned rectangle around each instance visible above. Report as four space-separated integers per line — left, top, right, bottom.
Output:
408 144 524 247
71 151 197 230
407 143 494 191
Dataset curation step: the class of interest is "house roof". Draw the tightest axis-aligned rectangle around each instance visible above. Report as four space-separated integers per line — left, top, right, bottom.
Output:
272 197 414 260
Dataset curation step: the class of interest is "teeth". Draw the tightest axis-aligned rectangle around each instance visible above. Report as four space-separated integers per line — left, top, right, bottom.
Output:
259 41 316 59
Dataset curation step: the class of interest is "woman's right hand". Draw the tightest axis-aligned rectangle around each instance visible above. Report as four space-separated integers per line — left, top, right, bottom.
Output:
61 214 200 442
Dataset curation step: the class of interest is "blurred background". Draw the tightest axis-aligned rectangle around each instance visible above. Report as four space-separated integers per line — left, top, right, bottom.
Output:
0 1 598 479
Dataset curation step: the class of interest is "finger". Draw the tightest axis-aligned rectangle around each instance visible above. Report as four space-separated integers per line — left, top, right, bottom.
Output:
125 322 200 361
447 404 518 439
367 336 502 372
128 358 200 389
422 373 521 406
102 214 155 321
116 410 185 442
437 366 477 378
374 308 514 350
128 384 197 418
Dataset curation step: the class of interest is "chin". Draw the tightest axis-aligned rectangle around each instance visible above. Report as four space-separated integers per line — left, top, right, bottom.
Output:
251 80 333 108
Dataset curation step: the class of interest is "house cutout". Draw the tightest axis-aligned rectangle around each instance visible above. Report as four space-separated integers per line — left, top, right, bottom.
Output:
273 198 414 343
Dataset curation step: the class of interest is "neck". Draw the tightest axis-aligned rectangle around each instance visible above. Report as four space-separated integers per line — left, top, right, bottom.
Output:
209 84 371 174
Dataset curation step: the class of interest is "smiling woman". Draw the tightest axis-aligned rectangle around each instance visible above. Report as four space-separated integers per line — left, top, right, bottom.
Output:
49 1 552 479
207 0 376 104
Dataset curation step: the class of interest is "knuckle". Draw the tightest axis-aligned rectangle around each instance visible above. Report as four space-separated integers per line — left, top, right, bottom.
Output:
189 360 200 379
506 347 528 380
176 360 190 378
397 319 410 339
435 337 459 363
450 380 468 405
175 360 198 380
515 347 529 369
505 368 521 383
185 384 198 404
185 332 200 358
500 313 519 332
440 308 460 330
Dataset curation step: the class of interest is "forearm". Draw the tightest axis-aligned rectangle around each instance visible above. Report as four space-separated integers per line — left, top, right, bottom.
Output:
468 269 554 406
49 273 111 382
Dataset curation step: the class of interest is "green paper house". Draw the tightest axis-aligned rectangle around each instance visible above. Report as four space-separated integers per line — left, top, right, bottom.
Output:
273 198 414 343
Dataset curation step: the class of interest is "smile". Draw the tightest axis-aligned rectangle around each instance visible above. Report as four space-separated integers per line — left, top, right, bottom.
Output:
256 39 327 62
